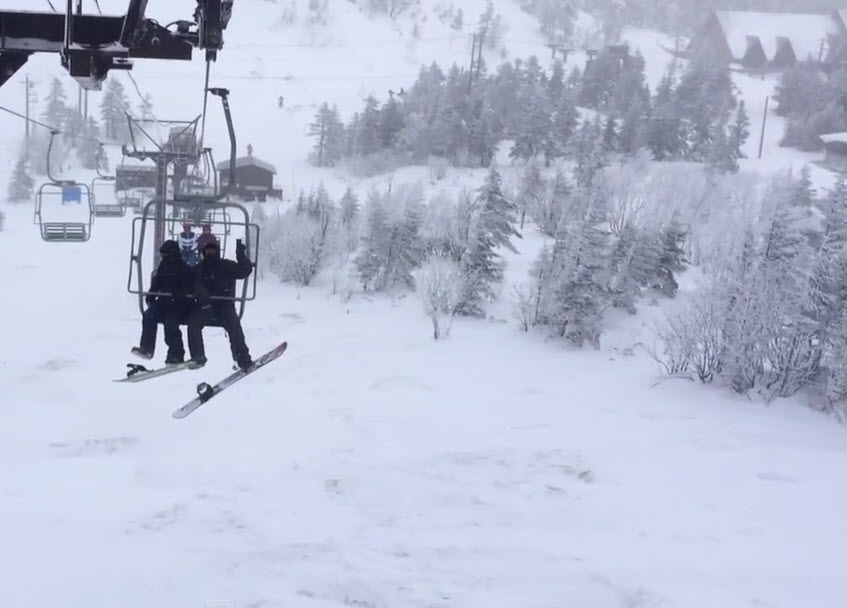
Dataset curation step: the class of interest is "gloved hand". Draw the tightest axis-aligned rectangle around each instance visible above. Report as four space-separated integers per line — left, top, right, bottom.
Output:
145 295 155 306
236 239 247 258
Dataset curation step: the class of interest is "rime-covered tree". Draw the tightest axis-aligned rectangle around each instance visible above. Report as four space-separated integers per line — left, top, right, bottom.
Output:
309 103 345 167
74 116 101 170
550 93 579 159
339 187 360 229
100 78 131 142
42 78 69 129
517 162 545 230
573 117 607 188
7 147 34 201
509 86 554 165
460 166 521 315
547 192 610 347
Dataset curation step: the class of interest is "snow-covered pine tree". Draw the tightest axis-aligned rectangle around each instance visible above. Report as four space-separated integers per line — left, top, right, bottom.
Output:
574 116 607 188
76 116 102 170
654 212 687 297
533 169 571 237
7 146 34 201
99 78 131 142
460 166 521 315
339 187 360 229
788 165 816 213
547 59 565 105
517 162 545 230
547 191 610 347
606 223 641 314
379 94 405 148
602 116 618 154
42 78 69 129
355 96 382 155
509 85 554 165
308 103 345 167
729 100 750 163
355 191 391 290
550 92 579 159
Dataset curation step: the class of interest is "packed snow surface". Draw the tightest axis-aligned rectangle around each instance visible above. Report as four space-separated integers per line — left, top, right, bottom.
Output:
1 1 847 607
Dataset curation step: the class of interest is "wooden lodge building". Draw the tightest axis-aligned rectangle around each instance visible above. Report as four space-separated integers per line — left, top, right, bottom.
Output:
216 153 282 202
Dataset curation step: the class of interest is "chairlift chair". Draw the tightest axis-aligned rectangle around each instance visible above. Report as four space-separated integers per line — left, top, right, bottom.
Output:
91 175 125 217
91 144 125 217
128 197 259 322
33 132 94 242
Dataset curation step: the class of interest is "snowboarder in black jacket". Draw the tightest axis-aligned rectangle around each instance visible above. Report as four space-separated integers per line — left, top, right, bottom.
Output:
187 238 254 370
131 239 195 364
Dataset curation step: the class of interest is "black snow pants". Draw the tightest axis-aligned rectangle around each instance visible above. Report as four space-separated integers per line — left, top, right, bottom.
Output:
186 303 250 364
139 301 187 361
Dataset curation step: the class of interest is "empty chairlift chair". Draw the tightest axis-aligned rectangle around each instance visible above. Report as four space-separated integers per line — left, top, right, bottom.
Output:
91 175 125 217
33 181 94 243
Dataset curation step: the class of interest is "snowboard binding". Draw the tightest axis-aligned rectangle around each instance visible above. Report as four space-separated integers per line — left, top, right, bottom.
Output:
196 382 215 403
126 363 151 378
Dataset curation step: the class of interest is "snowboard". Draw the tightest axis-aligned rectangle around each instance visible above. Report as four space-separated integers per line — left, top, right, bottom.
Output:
114 360 201 383
172 341 288 419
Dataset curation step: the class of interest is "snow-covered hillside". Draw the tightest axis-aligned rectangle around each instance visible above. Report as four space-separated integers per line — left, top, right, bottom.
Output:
2 2 847 607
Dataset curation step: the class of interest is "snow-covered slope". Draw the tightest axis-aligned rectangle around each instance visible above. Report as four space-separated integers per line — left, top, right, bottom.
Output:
2 2 847 607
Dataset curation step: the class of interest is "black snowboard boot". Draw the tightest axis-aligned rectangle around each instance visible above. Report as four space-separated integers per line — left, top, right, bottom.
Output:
131 346 154 360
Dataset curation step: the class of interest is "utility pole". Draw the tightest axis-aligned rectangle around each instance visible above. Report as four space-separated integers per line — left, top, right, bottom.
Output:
758 95 769 160
467 33 478 94
475 30 484 84
23 76 37 156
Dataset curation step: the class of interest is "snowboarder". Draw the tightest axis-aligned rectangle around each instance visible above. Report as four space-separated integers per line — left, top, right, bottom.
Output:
195 224 218 254
187 239 254 370
278 95 284 109
178 222 198 266
131 240 196 364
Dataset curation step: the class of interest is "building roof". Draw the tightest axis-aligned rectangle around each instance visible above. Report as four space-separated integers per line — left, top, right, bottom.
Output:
820 131 847 144
215 156 277 174
714 11 839 62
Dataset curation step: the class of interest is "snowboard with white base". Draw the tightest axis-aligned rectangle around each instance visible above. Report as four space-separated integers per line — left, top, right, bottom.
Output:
114 360 200 383
172 341 288 419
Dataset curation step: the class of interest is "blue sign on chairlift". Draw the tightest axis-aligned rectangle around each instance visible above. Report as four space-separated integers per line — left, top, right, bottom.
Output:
62 186 82 205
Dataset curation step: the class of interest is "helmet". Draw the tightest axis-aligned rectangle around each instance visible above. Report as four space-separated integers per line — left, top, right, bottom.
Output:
159 240 180 256
202 240 220 253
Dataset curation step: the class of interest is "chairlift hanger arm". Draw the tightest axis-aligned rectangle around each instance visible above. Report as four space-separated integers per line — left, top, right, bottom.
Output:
0 1 234 91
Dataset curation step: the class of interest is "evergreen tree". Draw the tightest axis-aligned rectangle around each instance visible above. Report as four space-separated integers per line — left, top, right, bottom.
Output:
7 147 34 201
602 116 618 154
729 100 750 163
654 213 687 297
550 93 579 159
356 96 382 155
547 59 565 104
509 86 554 165
99 78 131 141
548 193 610 347
42 78 68 128
340 186 360 229
606 224 641 314
308 102 345 167
574 117 607 188
378 94 405 148
460 166 521 315
517 162 545 230
356 193 391 290
76 116 103 170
